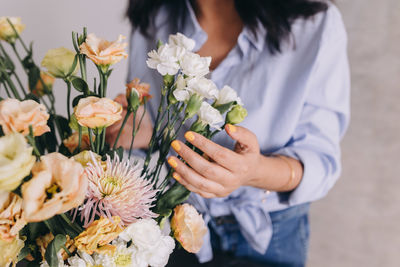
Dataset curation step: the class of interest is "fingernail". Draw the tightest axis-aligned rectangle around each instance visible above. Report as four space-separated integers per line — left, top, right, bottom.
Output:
168 157 178 168
228 124 236 133
171 140 181 151
172 172 181 181
185 131 195 142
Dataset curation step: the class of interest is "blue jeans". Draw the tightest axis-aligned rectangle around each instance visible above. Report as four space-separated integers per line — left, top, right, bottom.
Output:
209 203 310 267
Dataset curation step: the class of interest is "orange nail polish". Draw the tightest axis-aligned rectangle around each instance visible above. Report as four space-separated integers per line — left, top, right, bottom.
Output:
185 131 195 142
228 124 236 133
168 158 178 168
171 140 181 151
172 172 181 181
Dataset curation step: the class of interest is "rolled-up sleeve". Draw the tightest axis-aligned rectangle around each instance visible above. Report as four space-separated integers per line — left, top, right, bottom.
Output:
275 20 350 206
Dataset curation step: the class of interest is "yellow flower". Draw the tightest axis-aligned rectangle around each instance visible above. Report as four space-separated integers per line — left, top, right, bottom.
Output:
0 191 26 242
74 216 123 255
79 33 128 67
21 152 88 222
0 234 24 266
30 72 55 97
0 98 50 137
63 132 92 153
0 133 35 191
41 47 78 78
73 150 105 169
0 17 25 43
171 204 207 253
74 96 123 129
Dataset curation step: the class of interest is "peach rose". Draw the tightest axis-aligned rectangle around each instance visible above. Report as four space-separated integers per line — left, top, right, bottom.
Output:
126 78 152 105
74 96 123 129
30 72 55 97
0 17 25 43
79 33 128 67
21 152 88 222
74 216 123 255
0 191 26 242
171 203 207 253
63 132 92 153
0 98 50 136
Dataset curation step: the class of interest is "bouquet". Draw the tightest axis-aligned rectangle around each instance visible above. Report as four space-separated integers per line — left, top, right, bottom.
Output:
0 17 247 267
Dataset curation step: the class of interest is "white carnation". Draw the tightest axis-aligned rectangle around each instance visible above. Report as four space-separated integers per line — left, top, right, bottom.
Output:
197 102 224 130
168 33 195 51
215 85 243 106
146 44 185 76
186 77 218 100
120 219 162 251
147 236 175 267
67 255 87 267
180 52 211 77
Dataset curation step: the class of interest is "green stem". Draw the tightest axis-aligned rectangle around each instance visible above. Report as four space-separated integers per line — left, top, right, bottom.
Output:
113 109 132 150
128 109 137 160
0 67 21 99
88 128 95 152
65 80 71 121
7 18 30 53
1 81 12 98
95 129 100 154
10 44 28 75
60 213 83 233
27 125 41 157
100 128 106 154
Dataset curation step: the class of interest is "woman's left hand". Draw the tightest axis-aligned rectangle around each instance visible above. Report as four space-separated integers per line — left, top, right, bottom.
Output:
167 124 261 198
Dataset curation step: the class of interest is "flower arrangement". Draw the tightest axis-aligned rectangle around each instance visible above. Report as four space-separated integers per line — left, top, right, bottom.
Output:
0 17 247 267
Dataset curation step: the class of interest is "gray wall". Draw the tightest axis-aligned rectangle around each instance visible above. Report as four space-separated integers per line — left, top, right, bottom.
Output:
3 0 399 266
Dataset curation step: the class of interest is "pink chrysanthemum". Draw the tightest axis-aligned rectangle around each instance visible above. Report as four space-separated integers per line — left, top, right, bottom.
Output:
78 152 157 227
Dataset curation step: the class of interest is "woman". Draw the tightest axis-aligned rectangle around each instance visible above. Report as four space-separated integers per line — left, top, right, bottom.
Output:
109 0 350 266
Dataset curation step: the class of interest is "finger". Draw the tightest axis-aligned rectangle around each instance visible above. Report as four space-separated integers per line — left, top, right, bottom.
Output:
225 124 259 154
167 156 225 195
183 131 241 171
170 140 231 184
172 172 216 199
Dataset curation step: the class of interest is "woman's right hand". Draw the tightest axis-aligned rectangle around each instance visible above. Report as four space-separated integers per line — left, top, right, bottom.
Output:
106 94 153 150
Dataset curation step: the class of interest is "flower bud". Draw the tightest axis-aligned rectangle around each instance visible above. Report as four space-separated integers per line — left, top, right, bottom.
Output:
185 94 202 119
226 105 248 125
168 90 178 105
30 72 55 97
41 47 78 78
163 74 174 87
189 119 206 133
127 88 140 111
0 17 25 44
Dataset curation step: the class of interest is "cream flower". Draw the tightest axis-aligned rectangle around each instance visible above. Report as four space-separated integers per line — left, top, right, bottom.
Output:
180 52 211 77
168 32 195 51
196 102 224 130
30 72 55 97
74 216 123 255
63 132 92 153
79 33 128 67
0 235 24 266
0 98 50 136
215 85 243 106
171 204 207 253
146 44 185 76
0 17 25 43
74 96 123 129
22 152 88 222
41 47 77 78
0 191 26 242
0 133 35 191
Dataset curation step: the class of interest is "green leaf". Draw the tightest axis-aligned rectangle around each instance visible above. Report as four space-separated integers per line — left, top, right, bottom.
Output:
24 93 41 103
22 54 35 69
44 234 67 267
72 95 85 108
28 66 40 91
66 54 78 77
214 101 235 114
154 182 190 215
55 115 71 140
27 222 47 241
71 76 89 94
17 245 31 262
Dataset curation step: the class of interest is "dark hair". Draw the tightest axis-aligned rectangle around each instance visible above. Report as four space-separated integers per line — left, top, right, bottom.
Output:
126 0 330 54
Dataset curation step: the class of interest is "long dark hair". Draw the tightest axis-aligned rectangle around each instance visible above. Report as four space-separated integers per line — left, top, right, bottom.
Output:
126 0 330 54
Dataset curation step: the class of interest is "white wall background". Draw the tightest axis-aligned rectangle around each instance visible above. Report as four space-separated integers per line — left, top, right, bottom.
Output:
3 0 399 266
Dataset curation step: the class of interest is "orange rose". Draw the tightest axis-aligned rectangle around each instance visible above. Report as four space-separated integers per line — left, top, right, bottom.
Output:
126 78 152 104
79 33 128 67
30 72 55 97
21 152 88 222
74 216 123 255
63 132 92 153
171 204 207 253
0 191 26 242
74 97 123 129
0 99 50 136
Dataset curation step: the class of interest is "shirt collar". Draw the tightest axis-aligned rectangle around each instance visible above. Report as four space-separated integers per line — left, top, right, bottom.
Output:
183 0 266 53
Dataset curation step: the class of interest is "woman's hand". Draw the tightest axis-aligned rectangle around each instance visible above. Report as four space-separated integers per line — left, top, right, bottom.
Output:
167 124 263 198
106 94 153 150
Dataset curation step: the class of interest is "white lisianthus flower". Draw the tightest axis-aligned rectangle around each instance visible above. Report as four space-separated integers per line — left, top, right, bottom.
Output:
180 52 211 77
186 77 219 100
146 44 185 76
215 85 243 106
197 102 224 130
168 32 195 51
147 236 175 267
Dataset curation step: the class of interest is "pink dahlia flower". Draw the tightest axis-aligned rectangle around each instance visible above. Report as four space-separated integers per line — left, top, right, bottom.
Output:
79 153 157 227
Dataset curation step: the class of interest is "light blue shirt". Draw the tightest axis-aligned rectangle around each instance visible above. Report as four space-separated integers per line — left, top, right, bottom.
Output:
127 1 350 262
